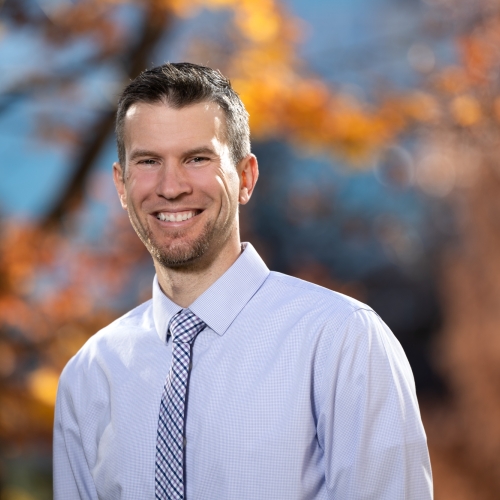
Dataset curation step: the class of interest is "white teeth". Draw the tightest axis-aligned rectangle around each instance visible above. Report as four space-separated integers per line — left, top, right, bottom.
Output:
157 211 197 222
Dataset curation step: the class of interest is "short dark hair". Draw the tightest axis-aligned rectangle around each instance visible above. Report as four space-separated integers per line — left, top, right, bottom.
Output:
115 62 250 168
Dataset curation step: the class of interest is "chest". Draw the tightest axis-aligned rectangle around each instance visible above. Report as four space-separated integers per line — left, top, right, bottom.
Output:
91 326 327 499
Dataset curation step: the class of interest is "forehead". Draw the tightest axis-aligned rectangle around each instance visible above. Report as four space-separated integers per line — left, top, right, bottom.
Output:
123 101 226 148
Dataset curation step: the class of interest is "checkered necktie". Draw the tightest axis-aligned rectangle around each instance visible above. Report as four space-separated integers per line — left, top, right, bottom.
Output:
155 309 206 499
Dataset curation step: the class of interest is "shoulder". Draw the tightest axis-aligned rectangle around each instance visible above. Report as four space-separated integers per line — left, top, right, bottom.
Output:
245 271 385 351
253 272 414 401
84 298 154 354
58 299 155 385
261 272 407 365
263 271 373 320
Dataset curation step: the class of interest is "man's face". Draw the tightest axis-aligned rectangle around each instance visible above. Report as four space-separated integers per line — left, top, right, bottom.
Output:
113 101 256 269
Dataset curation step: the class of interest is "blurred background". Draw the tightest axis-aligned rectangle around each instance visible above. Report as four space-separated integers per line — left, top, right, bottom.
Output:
1 0 500 498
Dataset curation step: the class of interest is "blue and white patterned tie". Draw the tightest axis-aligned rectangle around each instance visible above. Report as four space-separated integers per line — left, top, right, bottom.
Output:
155 309 206 499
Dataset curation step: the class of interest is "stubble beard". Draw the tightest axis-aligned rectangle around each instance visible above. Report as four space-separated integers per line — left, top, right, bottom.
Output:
147 223 213 268
128 206 236 270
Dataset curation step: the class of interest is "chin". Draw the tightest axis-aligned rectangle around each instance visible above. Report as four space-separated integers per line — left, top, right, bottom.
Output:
151 238 212 269
141 216 235 270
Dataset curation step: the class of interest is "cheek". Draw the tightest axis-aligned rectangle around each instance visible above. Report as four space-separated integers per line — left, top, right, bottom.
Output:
191 168 225 198
218 168 240 198
127 173 157 201
213 176 238 210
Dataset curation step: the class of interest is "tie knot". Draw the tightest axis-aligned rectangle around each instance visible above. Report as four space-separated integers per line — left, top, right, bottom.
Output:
168 309 206 345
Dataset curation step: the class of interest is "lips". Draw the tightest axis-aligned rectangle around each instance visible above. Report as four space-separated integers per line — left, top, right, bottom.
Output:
155 210 201 222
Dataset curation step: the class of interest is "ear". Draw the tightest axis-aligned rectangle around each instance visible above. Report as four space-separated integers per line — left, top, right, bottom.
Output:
238 154 259 205
112 162 128 210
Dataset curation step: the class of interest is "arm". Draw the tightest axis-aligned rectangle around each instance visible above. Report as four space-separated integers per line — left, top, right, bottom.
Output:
318 308 433 499
53 365 99 500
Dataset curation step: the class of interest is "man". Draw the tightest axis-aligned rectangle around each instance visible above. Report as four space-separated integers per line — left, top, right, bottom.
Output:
53 62 432 499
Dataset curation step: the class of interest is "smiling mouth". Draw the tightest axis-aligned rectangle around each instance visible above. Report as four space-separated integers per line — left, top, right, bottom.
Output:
156 210 201 222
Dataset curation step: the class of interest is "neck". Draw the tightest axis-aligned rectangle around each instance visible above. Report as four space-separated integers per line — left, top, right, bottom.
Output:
154 237 242 308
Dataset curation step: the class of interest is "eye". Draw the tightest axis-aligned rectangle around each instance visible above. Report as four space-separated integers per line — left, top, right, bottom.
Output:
189 156 209 164
138 159 158 165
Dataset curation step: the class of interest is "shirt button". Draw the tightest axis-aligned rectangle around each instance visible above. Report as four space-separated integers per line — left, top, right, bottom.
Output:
183 438 187 447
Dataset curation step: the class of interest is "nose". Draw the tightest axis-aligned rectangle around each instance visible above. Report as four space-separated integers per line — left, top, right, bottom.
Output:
156 162 192 200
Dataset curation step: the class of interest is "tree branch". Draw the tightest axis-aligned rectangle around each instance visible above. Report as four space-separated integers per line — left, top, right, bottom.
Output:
41 6 171 229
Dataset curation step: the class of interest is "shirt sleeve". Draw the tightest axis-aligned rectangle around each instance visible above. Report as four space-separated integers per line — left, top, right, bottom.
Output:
53 365 99 500
317 308 433 499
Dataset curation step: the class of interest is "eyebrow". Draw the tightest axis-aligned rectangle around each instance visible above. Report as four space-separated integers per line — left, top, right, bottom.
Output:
182 146 218 157
129 149 161 162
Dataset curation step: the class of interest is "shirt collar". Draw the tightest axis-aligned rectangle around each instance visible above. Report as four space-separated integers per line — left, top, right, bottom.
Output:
152 242 270 343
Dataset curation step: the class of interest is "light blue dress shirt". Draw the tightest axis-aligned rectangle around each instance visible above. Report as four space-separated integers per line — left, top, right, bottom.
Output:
53 243 432 499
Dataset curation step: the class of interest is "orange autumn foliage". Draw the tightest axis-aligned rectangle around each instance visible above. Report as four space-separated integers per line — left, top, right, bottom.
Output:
0 215 148 444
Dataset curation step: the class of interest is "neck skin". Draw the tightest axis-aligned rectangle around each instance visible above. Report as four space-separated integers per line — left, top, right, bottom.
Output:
154 225 242 308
